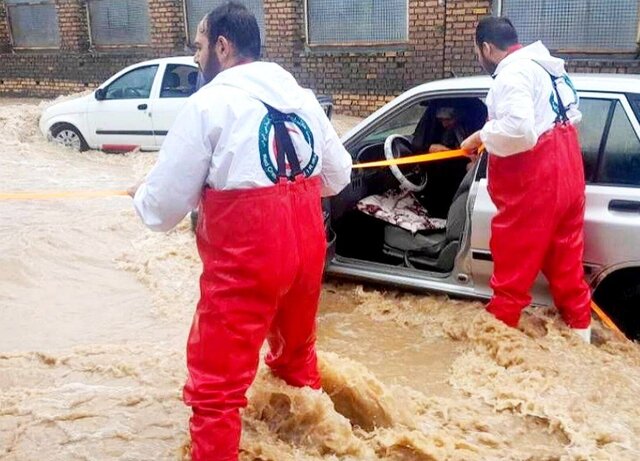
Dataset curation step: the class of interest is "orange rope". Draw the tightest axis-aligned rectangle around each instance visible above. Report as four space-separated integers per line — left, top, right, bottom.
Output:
0 190 129 200
591 300 625 338
353 144 484 169
353 148 470 169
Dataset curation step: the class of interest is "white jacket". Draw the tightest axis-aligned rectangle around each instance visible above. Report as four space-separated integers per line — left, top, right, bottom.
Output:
480 41 581 157
134 61 352 231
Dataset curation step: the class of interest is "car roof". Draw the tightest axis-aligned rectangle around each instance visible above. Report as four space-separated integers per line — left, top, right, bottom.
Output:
404 73 640 97
342 73 640 141
97 56 197 89
132 56 196 67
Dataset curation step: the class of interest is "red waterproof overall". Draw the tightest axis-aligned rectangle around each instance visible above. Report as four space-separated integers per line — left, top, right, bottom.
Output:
486 116 592 329
183 105 325 461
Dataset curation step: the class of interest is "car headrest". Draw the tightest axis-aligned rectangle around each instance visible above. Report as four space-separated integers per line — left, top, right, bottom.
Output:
164 72 180 88
187 71 198 86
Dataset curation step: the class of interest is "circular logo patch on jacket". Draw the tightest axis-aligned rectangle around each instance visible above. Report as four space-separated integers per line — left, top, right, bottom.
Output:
258 112 319 183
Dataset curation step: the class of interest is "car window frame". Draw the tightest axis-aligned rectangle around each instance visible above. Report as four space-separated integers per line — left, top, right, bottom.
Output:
343 89 489 157
476 92 639 186
574 94 616 184
345 87 640 190
159 63 199 99
583 92 640 188
103 64 159 101
626 93 640 122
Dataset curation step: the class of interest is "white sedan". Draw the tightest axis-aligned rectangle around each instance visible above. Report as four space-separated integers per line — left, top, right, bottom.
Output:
326 74 640 339
40 57 199 152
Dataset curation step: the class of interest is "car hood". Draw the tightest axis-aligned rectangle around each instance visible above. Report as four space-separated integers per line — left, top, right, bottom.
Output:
41 93 91 120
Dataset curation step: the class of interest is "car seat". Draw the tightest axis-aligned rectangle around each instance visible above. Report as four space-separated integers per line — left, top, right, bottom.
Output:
161 72 181 97
382 163 476 272
187 71 198 94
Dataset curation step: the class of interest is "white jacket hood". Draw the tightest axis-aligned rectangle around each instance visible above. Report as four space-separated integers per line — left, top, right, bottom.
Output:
497 41 567 77
206 61 314 113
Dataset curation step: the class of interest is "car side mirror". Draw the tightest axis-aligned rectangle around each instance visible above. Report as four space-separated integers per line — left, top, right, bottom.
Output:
95 88 106 101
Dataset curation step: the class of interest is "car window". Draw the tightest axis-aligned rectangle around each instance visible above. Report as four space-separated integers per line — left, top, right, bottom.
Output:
576 98 613 182
361 103 426 144
599 101 640 186
105 65 158 100
160 64 198 98
627 93 640 122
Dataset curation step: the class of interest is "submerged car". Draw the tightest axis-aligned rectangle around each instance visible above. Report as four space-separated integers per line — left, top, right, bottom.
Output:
39 57 333 152
40 57 199 152
325 74 640 339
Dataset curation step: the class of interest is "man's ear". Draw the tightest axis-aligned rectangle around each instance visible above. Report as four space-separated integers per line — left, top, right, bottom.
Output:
481 41 492 57
217 36 231 58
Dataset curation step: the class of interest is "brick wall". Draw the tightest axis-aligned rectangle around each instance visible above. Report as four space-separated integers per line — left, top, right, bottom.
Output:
443 0 491 77
149 0 187 52
262 0 447 115
567 59 640 75
0 0 10 52
56 0 89 51
0 0 639 115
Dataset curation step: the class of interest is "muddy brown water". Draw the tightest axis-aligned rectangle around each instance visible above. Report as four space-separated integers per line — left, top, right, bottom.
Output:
1 97 640 461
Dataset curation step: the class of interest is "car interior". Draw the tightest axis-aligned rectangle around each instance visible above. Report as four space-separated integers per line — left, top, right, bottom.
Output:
329 96 488 274
160 65 198 98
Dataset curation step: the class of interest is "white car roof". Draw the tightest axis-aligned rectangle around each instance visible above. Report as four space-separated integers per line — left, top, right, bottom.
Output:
343 73 640 141
404 73 640 97
98 56 197 88
131 56 196 67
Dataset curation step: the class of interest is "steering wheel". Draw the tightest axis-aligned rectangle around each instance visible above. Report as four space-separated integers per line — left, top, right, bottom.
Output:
384 134 428 192
124 87 142 98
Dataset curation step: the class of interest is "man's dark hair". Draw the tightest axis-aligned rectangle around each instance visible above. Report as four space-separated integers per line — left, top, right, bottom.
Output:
206 2 261 59
475 17 518 50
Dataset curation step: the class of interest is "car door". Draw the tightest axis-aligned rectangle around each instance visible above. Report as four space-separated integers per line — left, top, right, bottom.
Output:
87 64 159 151
580 93 640 276
469 92 640 303
150 63 199 148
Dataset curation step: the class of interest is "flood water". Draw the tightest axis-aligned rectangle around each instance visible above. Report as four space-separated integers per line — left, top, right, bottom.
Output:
2 97 640 461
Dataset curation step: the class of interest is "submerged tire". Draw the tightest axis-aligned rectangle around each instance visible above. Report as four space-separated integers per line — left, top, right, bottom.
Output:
594 270 640 340
51 123 88 152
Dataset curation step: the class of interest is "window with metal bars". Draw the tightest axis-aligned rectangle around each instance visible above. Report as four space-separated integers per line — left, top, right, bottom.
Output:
306 0 408 46
183 0 264 45
6 0 60 49
496 0 640 53
86 0 150 47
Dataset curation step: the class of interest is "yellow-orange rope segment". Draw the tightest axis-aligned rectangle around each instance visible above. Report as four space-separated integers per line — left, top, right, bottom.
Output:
0 190 129 200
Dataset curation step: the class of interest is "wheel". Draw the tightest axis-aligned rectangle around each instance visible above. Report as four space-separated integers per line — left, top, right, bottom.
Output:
594 271 640 340
51 123 88 152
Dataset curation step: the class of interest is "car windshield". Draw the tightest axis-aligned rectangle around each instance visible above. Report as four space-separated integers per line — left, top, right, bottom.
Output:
362 103 426 144
105 65 158 100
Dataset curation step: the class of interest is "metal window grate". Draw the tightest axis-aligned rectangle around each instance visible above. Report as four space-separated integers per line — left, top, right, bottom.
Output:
184 0 265 45
87 0 150 46
501 0 639 52
6 0 60 48
307 0 407 45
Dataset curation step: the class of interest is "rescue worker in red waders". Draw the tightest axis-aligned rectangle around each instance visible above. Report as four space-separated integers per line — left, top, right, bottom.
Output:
460 17 592 343
128 3 352 459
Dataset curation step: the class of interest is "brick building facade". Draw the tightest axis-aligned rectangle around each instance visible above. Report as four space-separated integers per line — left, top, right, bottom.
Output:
0 0 638 116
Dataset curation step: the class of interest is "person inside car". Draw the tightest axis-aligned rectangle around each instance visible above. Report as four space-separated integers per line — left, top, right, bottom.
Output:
127 3 352 460
461 17 591 343
428 106 467 153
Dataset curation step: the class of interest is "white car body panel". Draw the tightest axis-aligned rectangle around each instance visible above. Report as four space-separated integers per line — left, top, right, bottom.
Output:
40 56 197 151
329 74 640 307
